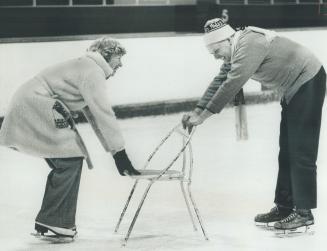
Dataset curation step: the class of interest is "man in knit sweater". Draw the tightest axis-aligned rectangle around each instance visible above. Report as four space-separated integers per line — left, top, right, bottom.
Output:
182 18 326 231
0 37 140 238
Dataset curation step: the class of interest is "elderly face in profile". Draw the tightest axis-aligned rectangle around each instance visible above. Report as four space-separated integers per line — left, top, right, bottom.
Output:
88 37 126 76
206 39 232 62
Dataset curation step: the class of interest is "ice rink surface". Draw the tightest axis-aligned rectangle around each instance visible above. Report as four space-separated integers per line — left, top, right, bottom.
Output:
1 102 327 251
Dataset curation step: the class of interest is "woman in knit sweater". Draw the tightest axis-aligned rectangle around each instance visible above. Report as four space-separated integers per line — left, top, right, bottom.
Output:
182 18 326 231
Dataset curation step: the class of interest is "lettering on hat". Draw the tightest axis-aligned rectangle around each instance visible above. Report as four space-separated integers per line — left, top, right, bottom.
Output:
204 19 226 33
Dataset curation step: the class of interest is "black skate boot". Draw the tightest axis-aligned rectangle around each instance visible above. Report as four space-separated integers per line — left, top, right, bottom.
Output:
274 209 314 236
254 205 292 227
34 223 49 235
32 222 77 242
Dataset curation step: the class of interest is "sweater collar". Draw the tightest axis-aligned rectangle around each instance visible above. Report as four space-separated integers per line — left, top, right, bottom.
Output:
229 31 242 63
86 51 113 79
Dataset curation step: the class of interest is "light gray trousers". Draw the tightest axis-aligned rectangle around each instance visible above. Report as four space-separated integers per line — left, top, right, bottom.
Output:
35 157 83 228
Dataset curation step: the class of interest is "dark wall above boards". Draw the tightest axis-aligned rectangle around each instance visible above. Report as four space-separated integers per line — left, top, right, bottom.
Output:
0 2 326 38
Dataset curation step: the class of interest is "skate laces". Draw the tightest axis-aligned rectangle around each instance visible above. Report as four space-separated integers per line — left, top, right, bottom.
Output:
280 212 297 223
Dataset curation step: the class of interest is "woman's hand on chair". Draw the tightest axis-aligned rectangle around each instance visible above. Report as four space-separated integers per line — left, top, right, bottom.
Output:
113 149 141 176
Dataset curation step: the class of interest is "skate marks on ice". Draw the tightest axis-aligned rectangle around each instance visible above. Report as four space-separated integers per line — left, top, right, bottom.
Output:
27 235 122 251
116 232 214 250
25 227 216 251
25 223 317 251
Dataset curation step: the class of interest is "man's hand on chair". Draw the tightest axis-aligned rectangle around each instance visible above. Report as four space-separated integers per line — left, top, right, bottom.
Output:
182 108 202 133
113 150 141 176
182 107 213 133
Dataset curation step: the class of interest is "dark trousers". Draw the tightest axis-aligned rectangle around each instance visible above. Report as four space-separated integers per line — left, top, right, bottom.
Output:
274 67 326 209
35 157 84 228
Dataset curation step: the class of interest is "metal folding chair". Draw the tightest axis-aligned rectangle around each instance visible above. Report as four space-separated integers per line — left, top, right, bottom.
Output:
114 123 209 246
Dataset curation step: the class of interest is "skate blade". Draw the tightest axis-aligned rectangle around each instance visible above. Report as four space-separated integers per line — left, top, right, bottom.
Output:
31 232 75 243
274 225 315 238
255 222 276 231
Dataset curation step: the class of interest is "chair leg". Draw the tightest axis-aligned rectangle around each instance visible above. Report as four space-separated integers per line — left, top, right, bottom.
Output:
187 184 209 240
180 181 197 231
115 180 139 233
123 182 153 246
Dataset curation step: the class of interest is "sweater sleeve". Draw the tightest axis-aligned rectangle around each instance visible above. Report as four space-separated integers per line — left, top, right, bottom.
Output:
196 62 231 110
80 71 125 155
206 33 268 113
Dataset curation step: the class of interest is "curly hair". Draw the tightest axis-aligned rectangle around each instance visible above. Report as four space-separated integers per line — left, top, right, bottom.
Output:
87 37 126 62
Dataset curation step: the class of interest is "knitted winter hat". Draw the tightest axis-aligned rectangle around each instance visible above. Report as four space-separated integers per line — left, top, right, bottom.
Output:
203 18 236 46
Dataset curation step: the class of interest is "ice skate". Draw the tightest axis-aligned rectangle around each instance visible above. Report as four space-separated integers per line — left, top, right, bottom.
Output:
254 206 292 229
31 222 77 243
274 209 315 237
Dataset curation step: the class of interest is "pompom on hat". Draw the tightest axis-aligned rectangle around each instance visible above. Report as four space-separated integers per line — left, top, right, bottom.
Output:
203 18 236 46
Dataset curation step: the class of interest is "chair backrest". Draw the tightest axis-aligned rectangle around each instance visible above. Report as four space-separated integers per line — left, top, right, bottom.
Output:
142 123 196 181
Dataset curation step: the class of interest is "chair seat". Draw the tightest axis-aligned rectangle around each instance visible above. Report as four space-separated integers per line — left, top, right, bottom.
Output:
130 169 184 180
